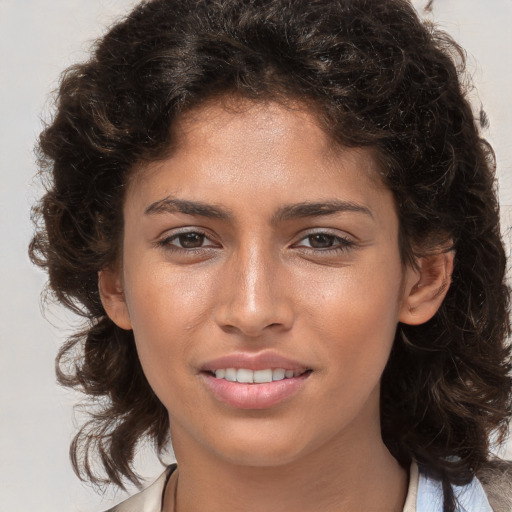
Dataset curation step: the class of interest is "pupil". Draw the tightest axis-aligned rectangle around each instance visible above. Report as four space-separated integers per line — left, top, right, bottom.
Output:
309 234 334 248
180 233 204 248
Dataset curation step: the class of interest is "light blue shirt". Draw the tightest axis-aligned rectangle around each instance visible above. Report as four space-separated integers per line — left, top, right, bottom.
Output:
417 468 493 512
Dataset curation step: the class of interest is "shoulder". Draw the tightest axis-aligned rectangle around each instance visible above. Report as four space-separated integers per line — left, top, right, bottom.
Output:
477 460 512 512
104 465 177 512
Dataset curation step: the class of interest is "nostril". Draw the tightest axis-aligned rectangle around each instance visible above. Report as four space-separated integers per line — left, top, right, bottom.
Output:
213 296 294 337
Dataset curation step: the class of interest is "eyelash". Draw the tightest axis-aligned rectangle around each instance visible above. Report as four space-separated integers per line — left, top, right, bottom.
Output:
156 230 355 255
294 233 355 254
156 230 217 253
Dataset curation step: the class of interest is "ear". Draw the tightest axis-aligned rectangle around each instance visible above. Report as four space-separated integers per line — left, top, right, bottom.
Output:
399 250 454 326
98 268 133 330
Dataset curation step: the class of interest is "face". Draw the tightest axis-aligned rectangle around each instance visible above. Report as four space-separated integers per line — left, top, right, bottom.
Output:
102 99 427 468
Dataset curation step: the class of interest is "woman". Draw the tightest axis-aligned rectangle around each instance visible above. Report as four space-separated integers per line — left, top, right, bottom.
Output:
30 0 512 510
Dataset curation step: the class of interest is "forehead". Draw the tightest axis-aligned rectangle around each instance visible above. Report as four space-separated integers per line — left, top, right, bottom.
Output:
130 97 384 193
176 98 327 150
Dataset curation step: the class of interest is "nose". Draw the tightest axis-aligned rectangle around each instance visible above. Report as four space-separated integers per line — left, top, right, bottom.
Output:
213 244 294 338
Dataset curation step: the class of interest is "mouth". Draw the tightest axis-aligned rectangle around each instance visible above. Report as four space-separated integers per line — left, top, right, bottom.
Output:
200 366 312 409
204 367 311 383
199 352 313 409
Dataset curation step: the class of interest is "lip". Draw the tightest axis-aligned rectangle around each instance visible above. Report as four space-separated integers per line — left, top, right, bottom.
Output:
199 351 312 410
200 351 310 372
201 371 311 409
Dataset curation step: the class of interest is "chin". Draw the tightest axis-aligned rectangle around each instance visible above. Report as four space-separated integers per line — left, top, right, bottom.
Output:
201 421 325 468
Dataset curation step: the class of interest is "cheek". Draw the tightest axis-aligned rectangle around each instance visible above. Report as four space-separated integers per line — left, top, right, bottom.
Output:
304 256 403 327
302 258 404 378
122 262 217 395
125 256 216 327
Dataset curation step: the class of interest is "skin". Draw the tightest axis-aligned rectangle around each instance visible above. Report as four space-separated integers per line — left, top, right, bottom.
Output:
100 98 453 511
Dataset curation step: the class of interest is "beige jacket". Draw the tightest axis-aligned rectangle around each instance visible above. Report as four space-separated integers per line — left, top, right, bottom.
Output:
477 461 512 512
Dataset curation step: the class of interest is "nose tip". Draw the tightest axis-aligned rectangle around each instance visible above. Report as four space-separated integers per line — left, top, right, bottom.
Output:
215 301 294 338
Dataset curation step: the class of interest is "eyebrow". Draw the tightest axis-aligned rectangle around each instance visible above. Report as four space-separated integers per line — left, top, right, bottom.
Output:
145 197 373 223
271 200 374 223
145 198 233 220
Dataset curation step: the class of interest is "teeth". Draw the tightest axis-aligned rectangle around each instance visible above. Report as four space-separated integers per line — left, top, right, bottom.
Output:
237 368 254 383
213 368 304 383
225 368 237 382
253 369 273 383
272 368 286 381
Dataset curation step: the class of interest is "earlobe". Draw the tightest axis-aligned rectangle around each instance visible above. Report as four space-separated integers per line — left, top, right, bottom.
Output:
98 268 133 330
399 250 454 326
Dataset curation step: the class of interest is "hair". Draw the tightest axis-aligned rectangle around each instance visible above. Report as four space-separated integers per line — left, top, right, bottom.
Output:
30 0 511 508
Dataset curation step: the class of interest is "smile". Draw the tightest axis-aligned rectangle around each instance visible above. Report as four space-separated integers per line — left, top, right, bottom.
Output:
202 369 312 410
212 368 306 383
200 352 312 408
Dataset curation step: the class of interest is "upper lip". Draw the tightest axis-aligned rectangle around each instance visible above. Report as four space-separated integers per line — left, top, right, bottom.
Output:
200 350 311 372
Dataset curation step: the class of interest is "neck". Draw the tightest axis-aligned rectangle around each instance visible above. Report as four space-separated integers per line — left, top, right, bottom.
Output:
164 414 408 512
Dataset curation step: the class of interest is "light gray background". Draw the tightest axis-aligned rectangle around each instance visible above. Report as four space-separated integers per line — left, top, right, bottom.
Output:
0 1 511 511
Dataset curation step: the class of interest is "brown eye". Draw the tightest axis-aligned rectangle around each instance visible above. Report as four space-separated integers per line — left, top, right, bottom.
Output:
307 234 336 248
294 232 355 254
176 232 205 248
157 229 219 252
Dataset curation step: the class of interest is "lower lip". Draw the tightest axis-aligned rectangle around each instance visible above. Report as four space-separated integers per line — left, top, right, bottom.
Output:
201 372 311 410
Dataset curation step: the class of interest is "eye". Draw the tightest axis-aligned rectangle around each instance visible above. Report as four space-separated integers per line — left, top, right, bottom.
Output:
157 230 217 250
173 232 207 248
302 234 338 249
295 232 354 252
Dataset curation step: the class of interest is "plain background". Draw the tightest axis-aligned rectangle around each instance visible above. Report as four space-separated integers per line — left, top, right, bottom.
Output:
0 1 511 511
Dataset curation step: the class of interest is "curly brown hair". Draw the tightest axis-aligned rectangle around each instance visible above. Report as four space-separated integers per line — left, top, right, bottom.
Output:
30 0 511 508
